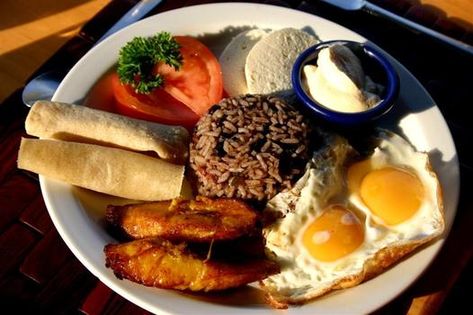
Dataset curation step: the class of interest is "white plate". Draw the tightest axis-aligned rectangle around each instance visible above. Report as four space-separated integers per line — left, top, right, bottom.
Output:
46 3 460 314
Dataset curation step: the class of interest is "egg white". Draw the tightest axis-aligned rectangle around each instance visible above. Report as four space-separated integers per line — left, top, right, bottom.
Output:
261 130 445 304
349 130 445 238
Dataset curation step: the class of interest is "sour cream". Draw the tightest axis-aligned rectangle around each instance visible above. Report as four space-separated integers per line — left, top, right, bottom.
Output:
302 44 383 113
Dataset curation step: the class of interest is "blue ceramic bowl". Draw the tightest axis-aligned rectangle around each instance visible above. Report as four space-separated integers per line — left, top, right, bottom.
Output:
292 40 400 125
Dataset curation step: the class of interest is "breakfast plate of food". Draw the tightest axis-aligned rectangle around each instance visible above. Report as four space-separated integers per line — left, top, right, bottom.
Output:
17 3 459 314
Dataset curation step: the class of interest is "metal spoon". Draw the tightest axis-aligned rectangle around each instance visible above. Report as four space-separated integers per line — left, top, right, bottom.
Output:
22 0 163 107
321 0 473 55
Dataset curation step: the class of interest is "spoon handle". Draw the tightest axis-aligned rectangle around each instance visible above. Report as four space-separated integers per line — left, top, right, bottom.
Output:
363 2 473 55
322 0 473 55
96 0 164 44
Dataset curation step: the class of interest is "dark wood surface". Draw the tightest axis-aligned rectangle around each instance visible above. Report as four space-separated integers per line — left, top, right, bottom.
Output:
0 0 471 314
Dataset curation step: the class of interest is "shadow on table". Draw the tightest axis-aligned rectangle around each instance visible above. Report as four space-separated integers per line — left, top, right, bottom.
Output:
369 0 473 43
0 24 87 104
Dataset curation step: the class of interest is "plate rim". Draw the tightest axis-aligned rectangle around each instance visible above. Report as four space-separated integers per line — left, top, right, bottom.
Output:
43 2 460 314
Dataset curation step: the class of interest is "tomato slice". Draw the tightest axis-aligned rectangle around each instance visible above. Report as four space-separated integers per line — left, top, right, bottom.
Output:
156 36 223 116
111 36 223 127
111 73 200 128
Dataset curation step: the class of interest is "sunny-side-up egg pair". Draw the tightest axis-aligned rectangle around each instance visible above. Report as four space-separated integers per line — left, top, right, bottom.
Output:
260 129 445 305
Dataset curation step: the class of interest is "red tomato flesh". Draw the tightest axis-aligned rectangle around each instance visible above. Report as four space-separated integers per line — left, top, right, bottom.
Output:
108 35 223 128
156 36 223 116
111 73 200 128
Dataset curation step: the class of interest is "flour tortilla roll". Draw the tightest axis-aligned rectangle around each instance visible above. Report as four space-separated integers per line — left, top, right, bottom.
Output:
25 101 189 164
18 138 184 201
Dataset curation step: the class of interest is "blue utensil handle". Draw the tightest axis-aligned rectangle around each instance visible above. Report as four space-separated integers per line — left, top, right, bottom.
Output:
96 0 163 44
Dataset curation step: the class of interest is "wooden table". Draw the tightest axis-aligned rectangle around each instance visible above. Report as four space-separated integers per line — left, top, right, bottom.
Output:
0 0 111 104
0 0 472 314
1 0 472 103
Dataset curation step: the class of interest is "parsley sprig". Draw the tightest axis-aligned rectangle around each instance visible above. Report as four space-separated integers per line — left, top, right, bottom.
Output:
117 32 182 94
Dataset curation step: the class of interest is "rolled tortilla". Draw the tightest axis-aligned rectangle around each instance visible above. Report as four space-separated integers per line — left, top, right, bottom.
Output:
18 138 184 201
25 101 189 164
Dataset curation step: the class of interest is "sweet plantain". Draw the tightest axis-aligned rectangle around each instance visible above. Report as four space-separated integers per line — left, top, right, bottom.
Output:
104 238 279 291
106 197 259 242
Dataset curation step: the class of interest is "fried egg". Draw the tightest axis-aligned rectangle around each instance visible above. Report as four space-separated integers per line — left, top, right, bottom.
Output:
261 130 444 305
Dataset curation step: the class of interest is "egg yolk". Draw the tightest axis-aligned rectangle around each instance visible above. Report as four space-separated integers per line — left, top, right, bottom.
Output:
348 161 424 225
302 205 364 262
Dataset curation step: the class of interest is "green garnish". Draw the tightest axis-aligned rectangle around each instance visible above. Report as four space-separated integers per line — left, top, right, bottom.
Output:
117 32 182 94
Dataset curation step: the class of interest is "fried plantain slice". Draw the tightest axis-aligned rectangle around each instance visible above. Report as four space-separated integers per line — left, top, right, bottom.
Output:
104 238 280 291
106 197 259 241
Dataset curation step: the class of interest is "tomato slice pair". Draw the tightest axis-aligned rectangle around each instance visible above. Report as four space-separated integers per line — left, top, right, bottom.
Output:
112 73 200 128
112 36 223 128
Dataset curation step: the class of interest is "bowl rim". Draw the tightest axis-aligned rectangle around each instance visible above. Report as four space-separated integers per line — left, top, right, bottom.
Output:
291 39 400 124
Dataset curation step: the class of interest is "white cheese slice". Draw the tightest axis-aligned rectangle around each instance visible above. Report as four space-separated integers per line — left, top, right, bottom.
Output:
245 28 318 96
219 28 269 96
